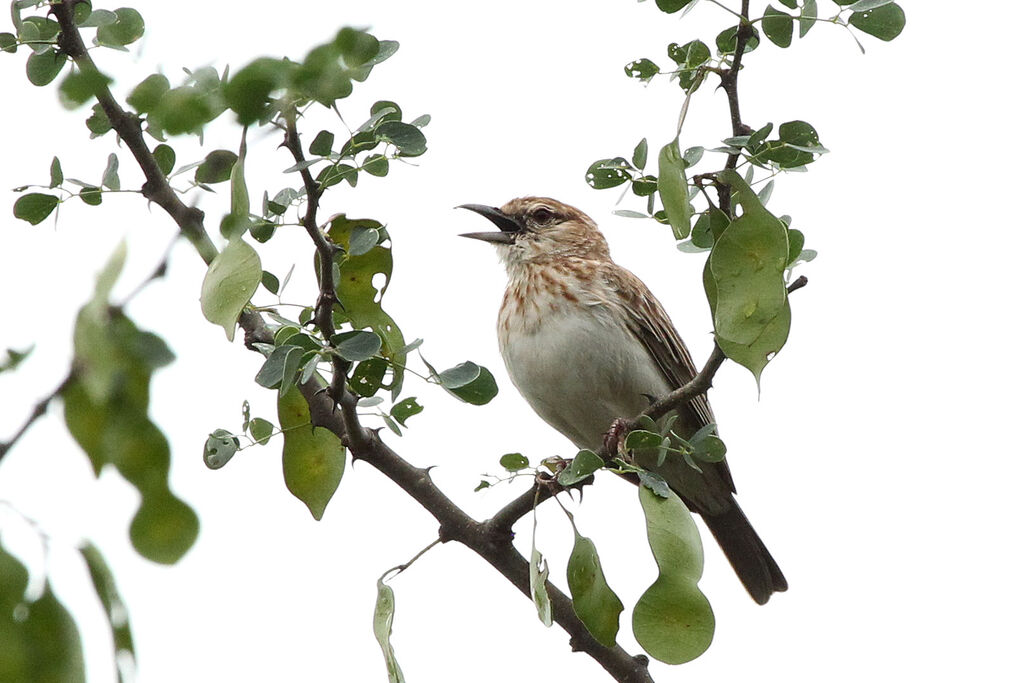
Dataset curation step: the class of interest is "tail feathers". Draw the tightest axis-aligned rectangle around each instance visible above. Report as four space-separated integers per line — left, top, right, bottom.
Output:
702 502 787 605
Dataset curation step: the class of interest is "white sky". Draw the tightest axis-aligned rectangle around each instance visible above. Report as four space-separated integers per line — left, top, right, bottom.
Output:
2 1 1023 682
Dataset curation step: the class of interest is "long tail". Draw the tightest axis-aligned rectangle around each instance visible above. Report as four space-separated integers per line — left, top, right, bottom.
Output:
702 500 787 605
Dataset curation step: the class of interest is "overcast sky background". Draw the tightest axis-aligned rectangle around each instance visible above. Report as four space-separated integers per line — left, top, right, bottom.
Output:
2 1 1023 682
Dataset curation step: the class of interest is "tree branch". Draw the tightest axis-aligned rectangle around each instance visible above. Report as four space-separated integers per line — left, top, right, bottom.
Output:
53 2 218 264
49 3 655 680
0 375 71 465
716 0 752 214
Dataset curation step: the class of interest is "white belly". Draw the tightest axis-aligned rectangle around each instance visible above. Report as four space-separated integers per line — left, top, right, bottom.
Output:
500 306 671 450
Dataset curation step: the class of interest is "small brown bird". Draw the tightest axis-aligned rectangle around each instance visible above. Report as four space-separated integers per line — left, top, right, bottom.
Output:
459 196 786 604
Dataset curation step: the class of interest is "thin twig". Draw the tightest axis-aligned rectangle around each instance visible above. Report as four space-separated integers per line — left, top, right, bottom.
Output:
0 376 71 464
716 0 753 215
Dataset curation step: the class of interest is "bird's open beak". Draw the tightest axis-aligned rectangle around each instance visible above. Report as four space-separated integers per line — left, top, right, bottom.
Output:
457 204 522 244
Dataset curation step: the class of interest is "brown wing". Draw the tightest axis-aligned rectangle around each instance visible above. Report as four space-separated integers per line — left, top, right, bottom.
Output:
602 263 736 493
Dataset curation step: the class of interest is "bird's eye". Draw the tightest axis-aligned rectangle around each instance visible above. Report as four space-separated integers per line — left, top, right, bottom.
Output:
532 207 555 224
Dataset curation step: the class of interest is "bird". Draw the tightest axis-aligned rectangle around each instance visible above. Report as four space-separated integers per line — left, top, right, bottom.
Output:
458 196 787 605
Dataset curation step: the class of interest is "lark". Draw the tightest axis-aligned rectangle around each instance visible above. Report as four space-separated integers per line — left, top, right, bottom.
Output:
459 196 786 604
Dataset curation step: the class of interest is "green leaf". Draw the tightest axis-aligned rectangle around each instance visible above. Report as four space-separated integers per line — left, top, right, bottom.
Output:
254 344 305 391
567 531 624 648
278 385 345 520
373 579 405 683
586 157 631 190
762 6 795 48
658 140 692 240
226 142 250 240
8 583 86 683
625 430 664 450
848 3 905 41
153 144 175 175
95 7 145 47
102 153 120 190
335 27 380 67
129 489 200 564
787 228 806 265
716 26 760 55
363 154 389 177
632 138 648 170
80 186 102 206
632 486 714 664
13 193 59 225
127 73 169 114
370 100 403 125
390 397 423 427
261 270 280 294
762 120 825 168
375 121 427 157
779 0 798 7
79 542 135 665
350 357 388 397
0 541 29 610
0 32 17 53
655 0 697 12
348 226 380 256
26 47 66 86
328 217 407 396
530 546 552 627
624 58 659 83
200 237 261 341
86 102 112 137
333 329 382 362
638 471 671 498
78 8 118 28
150 86 213 135
557 449 604 486
499 452 530 472
668 40 711 70
0 346 33 375
848 0 896 11
224 57 292 125
58 68 112 108
709 171 788 344
368 40 400 66
249 417 274 444
195 150 238 184
309 129 335 156
437 361 498 405
799 0 818 37
705 172 790 384
203 428 239 469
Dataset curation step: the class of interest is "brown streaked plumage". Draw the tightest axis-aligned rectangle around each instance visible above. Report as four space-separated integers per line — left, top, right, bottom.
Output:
459 196 786 605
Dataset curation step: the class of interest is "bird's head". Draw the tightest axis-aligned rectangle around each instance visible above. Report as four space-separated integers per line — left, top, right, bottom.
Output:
458 197 610 270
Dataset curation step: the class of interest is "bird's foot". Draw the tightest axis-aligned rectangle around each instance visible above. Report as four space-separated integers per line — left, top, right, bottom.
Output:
603 418 630 457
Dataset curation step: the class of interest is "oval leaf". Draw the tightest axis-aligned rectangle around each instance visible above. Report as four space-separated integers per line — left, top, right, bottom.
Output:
567 531 624 648
278 385 345 520
14 193 59 225
200 237 261 341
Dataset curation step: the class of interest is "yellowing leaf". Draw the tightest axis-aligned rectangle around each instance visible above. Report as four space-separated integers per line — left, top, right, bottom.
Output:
373 579 405 683
277 385 345 520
